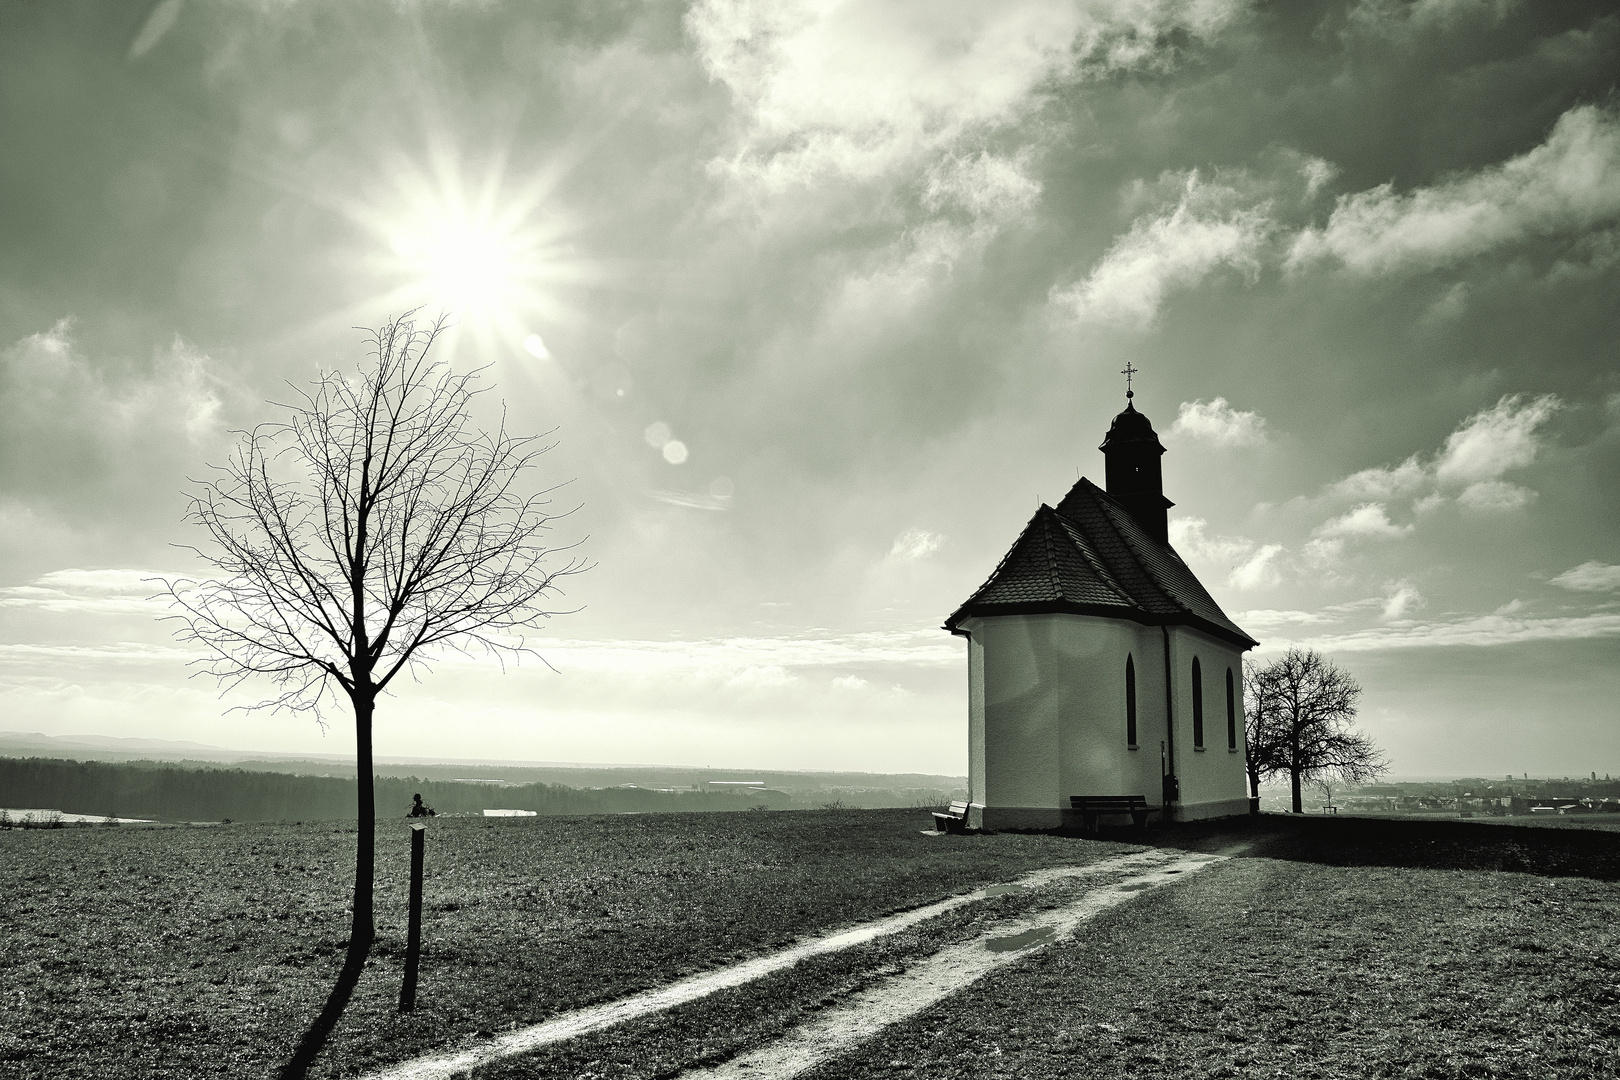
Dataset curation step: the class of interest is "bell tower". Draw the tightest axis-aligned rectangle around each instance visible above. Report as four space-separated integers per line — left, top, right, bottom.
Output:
1099 365 1173 543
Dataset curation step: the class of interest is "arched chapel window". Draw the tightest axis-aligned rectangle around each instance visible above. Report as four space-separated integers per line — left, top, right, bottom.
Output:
1125 654 1137 747
1191 656 1204 748
1227 668 1237 750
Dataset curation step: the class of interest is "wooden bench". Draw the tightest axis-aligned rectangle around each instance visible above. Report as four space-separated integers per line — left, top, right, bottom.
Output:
1070 795 1152 832
932 800 972 834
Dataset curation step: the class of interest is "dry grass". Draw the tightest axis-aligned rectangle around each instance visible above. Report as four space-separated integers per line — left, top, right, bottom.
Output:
0 809 1119 1078
812 817 1620 1080
6 811 1618 1079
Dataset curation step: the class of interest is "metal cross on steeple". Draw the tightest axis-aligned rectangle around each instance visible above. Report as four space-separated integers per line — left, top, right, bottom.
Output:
1120 361 1139 399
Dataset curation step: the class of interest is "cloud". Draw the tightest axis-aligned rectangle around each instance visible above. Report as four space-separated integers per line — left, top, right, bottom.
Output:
1300 156 1339 199
1433 393 1560 485
1346 0 1519 38
0 568 175 616
1312 394 1560 525
1380 582 1425 621
1423 282 1470 322
0 321 228 514
689 0 1244 208
1259 611 1620 654
1551 561 1620 592
1456 479 1535 512
823 219 1000 324
1169 517 1283 589
889 529 945 559
1233 608 1331 630
644 476 738 512
1286 104 1620 275
1239 589 1427 633
649 489 731 511
923 151 1041 220
1413 492 1448 515
0 641 191 665
1302 536 1345 567
127 0 183 61
1054 171 1273 326
1228 544 1284 590
1327 455 1427 501
1168 397 1268 446
519 628 961 679
1316 502 1412 540
1170 517 1248 563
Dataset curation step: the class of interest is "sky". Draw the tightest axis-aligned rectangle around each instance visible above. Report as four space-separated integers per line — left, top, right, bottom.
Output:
1 0 1617 777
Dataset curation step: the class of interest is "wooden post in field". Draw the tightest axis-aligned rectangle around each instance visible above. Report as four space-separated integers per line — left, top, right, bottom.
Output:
399 823 426 1012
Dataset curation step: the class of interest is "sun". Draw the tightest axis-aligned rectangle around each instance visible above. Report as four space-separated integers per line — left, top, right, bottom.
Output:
390 215 532 324
351 146 586 357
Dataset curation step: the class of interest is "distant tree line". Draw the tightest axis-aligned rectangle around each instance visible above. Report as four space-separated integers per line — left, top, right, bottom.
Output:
0 757 851 822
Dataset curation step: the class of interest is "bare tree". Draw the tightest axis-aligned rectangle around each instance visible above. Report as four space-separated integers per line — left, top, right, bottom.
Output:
1243 648 1385 813
1242 656 1289 802
161 313 586 1078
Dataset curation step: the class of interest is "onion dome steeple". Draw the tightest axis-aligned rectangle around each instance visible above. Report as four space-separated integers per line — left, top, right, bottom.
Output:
1099 368 1173 543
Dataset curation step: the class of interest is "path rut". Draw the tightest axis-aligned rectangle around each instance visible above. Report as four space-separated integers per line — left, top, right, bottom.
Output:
676 851 1222 1079
359 848 1214 1080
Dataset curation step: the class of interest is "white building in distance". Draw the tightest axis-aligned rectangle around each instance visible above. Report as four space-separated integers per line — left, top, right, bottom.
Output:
945 396 1258 830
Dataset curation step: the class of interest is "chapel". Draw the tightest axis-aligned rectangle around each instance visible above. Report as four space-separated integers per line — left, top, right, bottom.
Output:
945 388 1258 829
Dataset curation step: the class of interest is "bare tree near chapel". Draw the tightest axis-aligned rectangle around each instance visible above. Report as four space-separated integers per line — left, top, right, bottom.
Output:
1243 647 1386 814
160 313 587 1078
1242 656 1289 802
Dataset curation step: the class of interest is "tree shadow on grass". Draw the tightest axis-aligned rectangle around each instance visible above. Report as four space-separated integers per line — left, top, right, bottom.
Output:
277 932 373 1080
1124 813 1620 881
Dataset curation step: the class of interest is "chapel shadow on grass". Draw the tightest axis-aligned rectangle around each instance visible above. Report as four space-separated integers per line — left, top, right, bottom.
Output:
1114 811 1620 882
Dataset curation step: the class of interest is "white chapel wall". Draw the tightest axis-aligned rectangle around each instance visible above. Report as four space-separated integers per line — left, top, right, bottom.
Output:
962 613 1253 827
965 612 1166 828
966 633 986 809
1165 624 1251 820
965 613 1062 825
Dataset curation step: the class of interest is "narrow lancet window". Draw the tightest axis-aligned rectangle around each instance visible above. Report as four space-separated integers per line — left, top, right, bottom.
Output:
1227 668 1237 750
1125 654 1137 747
1191 656 1204 748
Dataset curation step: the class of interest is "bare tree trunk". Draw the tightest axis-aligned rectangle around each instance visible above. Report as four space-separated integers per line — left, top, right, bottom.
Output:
353 693 376 949
1290 754 1303 813
164 314 588 1078
279 696 377 1079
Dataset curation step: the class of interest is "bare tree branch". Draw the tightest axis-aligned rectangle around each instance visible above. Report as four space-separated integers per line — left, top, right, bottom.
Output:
1243 647 1386 812
153 312 588 1077
158 313 588 714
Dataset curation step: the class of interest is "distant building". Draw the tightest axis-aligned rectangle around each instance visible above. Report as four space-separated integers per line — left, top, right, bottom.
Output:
945 394 1257 830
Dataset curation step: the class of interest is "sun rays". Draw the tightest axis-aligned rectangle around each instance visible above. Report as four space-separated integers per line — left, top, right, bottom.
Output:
347 142 590 359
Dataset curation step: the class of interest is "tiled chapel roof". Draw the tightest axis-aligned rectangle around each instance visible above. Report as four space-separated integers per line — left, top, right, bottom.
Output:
944 477 1258 649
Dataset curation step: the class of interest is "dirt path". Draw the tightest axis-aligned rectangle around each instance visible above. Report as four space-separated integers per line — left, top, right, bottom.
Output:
360 848 1212 1080
675 850 1223 1079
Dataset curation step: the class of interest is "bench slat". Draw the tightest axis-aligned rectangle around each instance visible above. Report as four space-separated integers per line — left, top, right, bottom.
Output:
932 800 972 834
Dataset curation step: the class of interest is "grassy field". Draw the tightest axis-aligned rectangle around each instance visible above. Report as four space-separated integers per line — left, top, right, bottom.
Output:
4 812 1618 1079
0 809 1123 1078
813 819 1620 1080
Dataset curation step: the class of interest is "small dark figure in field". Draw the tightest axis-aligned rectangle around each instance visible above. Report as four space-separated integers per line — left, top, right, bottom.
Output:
408 794 436 818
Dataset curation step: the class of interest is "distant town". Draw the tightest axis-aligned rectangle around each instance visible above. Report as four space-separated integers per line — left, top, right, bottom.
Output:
1261 774 1620 817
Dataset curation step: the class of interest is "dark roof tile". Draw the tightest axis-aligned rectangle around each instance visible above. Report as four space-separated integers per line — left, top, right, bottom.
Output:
947 478 1258 648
